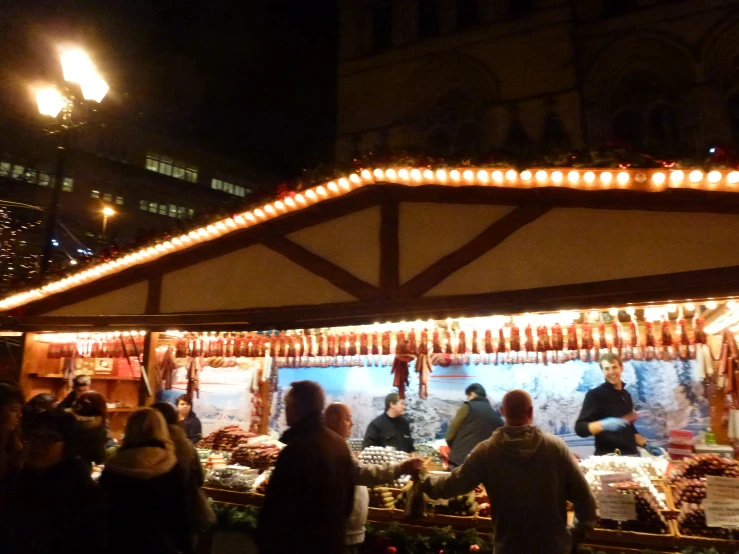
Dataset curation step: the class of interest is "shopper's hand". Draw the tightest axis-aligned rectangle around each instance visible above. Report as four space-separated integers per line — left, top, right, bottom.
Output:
600 417 629 432
644 442 664 456
399 458 425 479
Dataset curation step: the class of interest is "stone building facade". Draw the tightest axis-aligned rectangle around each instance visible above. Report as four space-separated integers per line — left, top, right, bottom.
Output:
336 0 739 160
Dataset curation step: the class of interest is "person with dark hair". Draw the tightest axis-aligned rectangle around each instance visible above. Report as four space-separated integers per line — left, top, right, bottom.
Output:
21 393 58 438
0 383 23 483
363 392 414 452
257 381 356 554
422 390 597 554
0 409 109 554
176 394 202 444
445 383 504 468
69 390 109 465
58 375 91 410
575 353 661 456
99 408 191 554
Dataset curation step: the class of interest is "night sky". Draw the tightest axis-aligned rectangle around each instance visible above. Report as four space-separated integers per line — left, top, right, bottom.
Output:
0 0 338 178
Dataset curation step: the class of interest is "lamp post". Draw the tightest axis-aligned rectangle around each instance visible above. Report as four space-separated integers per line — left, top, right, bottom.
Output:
102 206 115 236
35 47 108 281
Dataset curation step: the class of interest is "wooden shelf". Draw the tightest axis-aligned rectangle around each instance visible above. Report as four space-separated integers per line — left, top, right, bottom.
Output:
28 373 139 381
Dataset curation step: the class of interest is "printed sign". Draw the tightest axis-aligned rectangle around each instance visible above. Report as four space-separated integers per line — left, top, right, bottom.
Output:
600 473 634 491
704 500 739 528
706 476 739 501
597 493 637 521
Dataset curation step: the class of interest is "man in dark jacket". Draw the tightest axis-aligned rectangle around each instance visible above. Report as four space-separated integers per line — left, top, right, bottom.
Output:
257 381 356 554
423 390 597 554
446 383 504 467
363 392 414 453
57 374 91 410
575 353 662 456
0 410 108 554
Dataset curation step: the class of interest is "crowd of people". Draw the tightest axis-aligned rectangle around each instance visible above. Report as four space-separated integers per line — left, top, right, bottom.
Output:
0 353 656 554
0 379 210 554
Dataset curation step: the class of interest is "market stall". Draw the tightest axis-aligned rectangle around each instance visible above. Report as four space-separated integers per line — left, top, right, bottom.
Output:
2 166 739 551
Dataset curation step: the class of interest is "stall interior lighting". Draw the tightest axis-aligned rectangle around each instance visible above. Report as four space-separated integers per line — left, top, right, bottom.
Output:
36 331 146 343
3 167 739 312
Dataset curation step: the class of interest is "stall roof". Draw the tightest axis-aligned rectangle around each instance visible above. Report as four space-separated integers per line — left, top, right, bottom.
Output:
4 166 739 330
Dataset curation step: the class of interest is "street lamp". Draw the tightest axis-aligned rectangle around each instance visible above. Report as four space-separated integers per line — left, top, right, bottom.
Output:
35 46 109 281
102 206 115 235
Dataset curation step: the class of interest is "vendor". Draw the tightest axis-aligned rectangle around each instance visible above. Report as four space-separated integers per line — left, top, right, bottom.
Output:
58 375 91 411
176 394 202 444
446 383 504 468
575 353 662 456
363 393 414 453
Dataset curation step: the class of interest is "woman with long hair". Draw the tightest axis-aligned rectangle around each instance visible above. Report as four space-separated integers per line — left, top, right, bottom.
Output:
99 408 191 554
0 383 23 483
69 390 109 465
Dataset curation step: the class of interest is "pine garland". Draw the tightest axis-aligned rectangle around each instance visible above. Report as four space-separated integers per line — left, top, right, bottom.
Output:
209 504 727 554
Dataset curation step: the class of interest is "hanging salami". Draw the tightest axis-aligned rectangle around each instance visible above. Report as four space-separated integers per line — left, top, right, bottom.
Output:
510 324 521 352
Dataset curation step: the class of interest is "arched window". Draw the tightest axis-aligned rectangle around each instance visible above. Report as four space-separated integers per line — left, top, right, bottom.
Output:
612 109 643 147
424 88 483 155
609 70 679 153
648 103 678 151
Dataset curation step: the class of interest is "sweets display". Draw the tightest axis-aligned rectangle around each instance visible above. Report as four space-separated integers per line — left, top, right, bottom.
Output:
583 471 667 510
198 425 256 451
205 452 228 470
204 466 260 492
348 438 364 453
231 442 281 469
596 482 670 534
358 446 409 465
580 455 667 482
369 486 396 509
670 454 739 538
429 492 478 517
668 453 739 481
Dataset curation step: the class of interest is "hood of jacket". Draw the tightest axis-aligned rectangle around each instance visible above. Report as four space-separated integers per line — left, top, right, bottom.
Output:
491 425 544 462
72 413 103 429
104 444 176 479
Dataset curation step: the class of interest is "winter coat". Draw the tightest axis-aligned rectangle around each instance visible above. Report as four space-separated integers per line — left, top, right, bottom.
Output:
0 457 108 554
70 413 108 465
180 411 202 444
169 424 204 487
256 414 356 554
363 412 414 453
99 441 192 554
424 425 597 554
447 397 504 467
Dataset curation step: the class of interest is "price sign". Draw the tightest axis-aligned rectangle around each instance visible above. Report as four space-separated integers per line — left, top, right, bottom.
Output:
597 493 637 521
706 476 739 501
704 500 739 528
599 473 633 492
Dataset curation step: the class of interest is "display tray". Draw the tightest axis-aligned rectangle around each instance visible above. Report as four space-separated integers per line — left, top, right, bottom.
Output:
674 526 739 549
203 487 265 507
586 521 678 549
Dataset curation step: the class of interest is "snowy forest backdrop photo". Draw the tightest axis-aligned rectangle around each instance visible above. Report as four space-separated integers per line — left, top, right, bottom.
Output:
270 358 708 458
